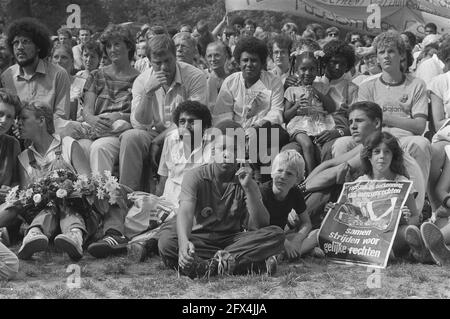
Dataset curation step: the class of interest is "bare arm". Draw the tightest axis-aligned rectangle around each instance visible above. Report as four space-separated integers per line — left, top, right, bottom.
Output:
404 193 420 226
430 92 447 130
238 168 270 230
292 212 312 244
307 145 360 181
283 99 298 123
211 14 228 38
177 199 196 268
383 114 426 135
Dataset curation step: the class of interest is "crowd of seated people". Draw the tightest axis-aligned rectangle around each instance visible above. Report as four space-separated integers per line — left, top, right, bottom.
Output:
1 15 450 282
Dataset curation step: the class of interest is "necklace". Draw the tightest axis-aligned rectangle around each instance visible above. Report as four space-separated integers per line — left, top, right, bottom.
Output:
379 74 406 87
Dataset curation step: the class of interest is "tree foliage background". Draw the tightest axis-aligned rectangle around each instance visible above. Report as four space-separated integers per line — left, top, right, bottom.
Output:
0 0 326 34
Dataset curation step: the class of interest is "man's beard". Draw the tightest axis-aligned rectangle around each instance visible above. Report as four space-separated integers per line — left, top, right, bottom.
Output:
17 55 37 68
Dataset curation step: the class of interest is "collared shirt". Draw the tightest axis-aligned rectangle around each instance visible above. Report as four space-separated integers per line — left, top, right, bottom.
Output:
1 59 71 128
212 71 284 130
179 164 248 234
84 66 140 115
18 134 75 185
130 61 207 131
158 129 212 207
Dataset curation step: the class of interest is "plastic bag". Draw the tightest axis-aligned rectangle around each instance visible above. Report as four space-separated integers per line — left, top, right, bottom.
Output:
124 192 176 239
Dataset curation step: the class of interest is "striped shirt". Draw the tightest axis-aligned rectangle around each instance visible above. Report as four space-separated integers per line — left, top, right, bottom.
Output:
84 66 140 115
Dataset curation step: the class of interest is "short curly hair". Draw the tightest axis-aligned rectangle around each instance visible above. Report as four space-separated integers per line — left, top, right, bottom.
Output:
233 36 268 68
373 31 406 57
100 24 136 61
6 17 52 59
172 100 212 132
322 40 355 72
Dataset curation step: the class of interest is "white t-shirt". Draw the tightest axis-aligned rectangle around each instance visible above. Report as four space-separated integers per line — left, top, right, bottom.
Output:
428 71 450 118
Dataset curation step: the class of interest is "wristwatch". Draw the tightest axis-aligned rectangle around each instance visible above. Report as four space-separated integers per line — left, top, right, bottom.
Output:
337 128 345 137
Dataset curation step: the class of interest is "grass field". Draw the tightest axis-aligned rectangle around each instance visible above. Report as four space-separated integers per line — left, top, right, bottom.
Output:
1 245 450 299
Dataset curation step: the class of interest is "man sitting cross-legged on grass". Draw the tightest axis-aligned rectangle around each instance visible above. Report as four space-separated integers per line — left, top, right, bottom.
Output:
259 150 314 260
157 120 285 279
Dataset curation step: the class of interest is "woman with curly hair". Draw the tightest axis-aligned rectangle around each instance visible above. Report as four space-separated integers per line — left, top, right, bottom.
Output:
212 36 289 179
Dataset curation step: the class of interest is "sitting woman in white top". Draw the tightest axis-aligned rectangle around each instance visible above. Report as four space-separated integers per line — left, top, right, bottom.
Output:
212 36 289 177
15 102 92 261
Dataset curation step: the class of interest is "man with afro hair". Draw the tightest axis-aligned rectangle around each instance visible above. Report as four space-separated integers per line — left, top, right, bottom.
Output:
1 17 71 134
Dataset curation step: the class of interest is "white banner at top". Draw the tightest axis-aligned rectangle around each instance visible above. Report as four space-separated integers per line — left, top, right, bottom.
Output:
225 0 450 34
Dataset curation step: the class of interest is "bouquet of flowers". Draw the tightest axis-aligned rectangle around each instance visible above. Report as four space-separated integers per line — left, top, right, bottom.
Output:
5 170 131 222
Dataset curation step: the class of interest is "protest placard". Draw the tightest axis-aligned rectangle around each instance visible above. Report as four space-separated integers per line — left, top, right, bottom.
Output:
318 180 412 268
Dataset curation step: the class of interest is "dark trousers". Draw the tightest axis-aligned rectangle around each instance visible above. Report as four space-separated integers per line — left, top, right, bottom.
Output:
158 220 285 272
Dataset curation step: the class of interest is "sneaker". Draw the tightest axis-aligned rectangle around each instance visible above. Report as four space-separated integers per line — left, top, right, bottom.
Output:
0 227 10 247
127 239 158 263
87 234 128 258
421 222 450 266
17 228 48 260
405 225 433 264
54 229 83 261
265 255 277 276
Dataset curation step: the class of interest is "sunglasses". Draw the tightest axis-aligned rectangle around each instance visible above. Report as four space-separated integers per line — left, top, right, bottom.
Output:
328 33 338 37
